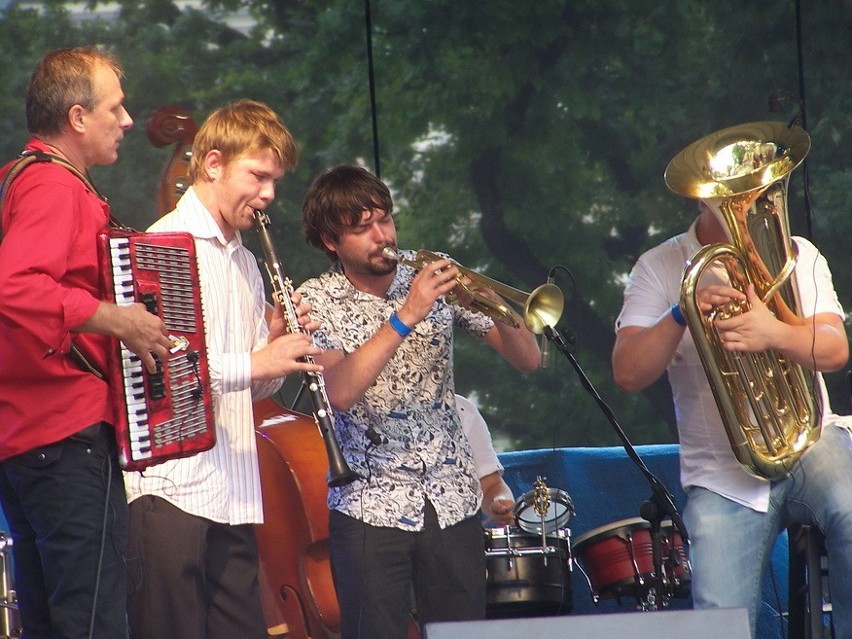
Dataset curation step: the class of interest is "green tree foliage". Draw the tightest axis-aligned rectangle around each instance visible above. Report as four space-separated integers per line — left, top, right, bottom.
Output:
1 0 849 451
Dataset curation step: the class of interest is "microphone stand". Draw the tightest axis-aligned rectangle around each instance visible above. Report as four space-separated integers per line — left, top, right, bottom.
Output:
542 325 689 610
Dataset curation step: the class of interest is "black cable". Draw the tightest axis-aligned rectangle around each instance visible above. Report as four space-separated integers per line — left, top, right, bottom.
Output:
187 350 203 401
89 449 112 639
549 264 579 347
794 0 808 133
793 0 814 242
356 444 375 639
363 0 381 178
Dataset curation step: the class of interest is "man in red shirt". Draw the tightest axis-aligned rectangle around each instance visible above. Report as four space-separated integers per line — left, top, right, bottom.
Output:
0 47 170 638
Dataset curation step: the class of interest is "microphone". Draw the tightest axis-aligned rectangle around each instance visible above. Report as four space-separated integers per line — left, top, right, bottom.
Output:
540 269 556 368
560 325 578 346
366 427 386 446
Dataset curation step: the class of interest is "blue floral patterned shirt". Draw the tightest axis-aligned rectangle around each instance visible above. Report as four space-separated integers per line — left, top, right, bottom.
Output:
297 251 494 530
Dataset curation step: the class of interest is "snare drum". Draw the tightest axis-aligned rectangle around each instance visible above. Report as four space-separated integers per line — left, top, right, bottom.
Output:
512 487 575 535
572 517 690 603
484 527 572 618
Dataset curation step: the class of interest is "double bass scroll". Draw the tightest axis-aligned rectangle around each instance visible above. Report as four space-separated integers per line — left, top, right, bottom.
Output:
146 104 197 216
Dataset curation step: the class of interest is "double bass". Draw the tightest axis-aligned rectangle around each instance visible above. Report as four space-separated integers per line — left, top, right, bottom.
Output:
147 105 341 639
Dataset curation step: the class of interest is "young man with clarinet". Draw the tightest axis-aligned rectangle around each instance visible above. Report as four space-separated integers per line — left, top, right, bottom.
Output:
124 99 321 639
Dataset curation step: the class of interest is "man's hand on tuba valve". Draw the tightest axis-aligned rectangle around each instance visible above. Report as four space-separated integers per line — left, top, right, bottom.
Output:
695 283 747 316
714 284 781 353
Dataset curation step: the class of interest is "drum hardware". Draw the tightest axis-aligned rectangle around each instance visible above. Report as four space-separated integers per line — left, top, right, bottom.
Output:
483 481 575 618
487 526 568 567
0 532 20 639
532 478 550 558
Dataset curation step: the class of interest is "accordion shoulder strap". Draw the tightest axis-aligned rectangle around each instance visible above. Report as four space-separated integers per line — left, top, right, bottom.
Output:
0 150 117 379
0 150 126 243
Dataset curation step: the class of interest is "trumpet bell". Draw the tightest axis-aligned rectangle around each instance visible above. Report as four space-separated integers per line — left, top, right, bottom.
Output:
523 283 564 334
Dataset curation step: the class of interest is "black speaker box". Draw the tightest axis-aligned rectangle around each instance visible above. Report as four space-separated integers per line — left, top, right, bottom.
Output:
423 607 750 639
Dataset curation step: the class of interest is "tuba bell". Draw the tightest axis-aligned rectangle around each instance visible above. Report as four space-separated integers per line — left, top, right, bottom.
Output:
664 121 819 481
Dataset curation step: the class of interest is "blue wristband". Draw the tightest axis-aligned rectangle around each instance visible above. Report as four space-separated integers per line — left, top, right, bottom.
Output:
388 312 413 338
670 303 687 327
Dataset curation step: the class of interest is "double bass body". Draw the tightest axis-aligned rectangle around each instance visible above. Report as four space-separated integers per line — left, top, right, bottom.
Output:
253 399 340 639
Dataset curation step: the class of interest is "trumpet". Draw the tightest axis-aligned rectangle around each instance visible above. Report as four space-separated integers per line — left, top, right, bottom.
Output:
381 247 563 335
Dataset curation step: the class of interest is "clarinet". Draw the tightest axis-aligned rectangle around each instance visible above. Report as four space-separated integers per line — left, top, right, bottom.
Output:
253 209 357 487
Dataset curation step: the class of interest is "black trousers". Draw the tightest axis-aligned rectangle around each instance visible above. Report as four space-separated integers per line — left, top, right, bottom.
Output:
0 422 129 639
126 495 267 639
329 501 486 639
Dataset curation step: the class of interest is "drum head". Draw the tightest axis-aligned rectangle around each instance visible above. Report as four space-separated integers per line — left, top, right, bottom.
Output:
513 487 574 534
572 516 648 549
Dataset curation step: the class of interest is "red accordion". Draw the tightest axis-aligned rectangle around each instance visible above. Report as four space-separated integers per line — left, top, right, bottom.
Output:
98 228 215 471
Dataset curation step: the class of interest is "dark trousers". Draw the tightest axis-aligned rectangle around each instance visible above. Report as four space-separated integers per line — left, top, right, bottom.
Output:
329 501 486 639
126 495 267 639
0 422 129 639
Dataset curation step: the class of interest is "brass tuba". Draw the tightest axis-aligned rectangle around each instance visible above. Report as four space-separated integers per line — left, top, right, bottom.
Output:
664 121 818 480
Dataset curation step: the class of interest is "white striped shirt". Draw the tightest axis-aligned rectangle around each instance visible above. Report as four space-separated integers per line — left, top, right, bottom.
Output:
123 187 282 525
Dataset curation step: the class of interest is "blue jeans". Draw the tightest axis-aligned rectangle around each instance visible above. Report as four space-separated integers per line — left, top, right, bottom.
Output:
0 423 129 639
684 425 852 639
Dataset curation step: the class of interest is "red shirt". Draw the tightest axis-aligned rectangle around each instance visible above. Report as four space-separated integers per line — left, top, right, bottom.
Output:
0 139 114 459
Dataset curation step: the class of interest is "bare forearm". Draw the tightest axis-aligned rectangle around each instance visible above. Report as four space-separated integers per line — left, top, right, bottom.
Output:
480 472 514 525
320 322 406 411
612 311 685 392
768 316 848 372
75 301 133 337
485 316 541 372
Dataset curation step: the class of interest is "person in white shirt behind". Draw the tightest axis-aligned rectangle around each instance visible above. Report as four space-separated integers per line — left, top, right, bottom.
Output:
455 394 514 526
124 99 321 639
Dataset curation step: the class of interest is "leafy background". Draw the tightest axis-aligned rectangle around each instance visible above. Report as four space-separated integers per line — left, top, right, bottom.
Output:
1 0 849 453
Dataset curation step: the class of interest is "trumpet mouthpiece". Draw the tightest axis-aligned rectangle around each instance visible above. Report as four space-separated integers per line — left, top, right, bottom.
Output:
382 246 400 261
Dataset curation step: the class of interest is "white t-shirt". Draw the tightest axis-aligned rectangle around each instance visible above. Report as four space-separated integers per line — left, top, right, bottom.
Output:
455 394 503 479
616 219 847 512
